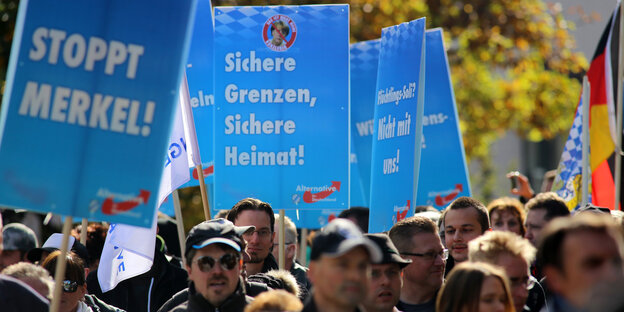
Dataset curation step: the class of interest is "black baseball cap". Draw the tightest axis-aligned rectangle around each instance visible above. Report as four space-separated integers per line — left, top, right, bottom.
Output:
365 233 411 268
310 218 382 262
185 218 254 257
27 233 90 266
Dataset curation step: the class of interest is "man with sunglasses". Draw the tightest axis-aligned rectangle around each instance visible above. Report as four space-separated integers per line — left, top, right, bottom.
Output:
468 230 543 312
362 233 411 312
388 216 446 312
171 218 255 311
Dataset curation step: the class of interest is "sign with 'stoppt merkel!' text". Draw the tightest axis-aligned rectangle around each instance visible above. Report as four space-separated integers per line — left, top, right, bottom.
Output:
213 5 349 210
0 0 196 227
369 18 426 233
416 29 471 209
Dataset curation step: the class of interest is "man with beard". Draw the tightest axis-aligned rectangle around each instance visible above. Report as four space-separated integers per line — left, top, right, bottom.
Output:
304 218 382 312
362 233 411 312
389 216 446 312
171 218 255 311
441 197 490 272
227 198 279 276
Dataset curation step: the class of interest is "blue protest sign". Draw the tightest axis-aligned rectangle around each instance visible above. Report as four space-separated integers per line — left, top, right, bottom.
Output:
183 0 215 188
280 208 343 230
213 5 349 210
368 19 426 233
350 39 380 207
416 29 471 209
350 148 367 207
0 0 196 227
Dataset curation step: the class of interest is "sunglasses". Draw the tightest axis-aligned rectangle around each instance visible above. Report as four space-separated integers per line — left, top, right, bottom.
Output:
62 280 82 293
195 254 239 272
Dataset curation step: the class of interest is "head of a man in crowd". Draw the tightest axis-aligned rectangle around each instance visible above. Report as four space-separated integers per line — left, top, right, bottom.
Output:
227 198 275 269
469 230 536 312
184 218 254 306
389 216 446 305
363 233 411 312
271 214 298 271
307 218 381 311
28 233 90 269
2 262 54 299
524 192 570 247
338 206 370 233
0 223 38 271
538 213 624 308
441 197 490 262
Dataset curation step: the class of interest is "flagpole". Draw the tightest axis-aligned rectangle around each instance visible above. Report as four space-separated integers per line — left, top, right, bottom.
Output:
582 77 590 207
299 228 308 267
50 216 73 312
172 190 187 268
278 209 285 270
615 0 624 210
80 218 88 245
179 73 211 220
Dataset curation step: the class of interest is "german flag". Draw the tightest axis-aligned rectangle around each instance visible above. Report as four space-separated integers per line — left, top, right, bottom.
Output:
586 3 620 210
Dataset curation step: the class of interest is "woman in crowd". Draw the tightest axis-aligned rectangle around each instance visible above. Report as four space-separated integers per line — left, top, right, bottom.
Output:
487 197 526 237
41 250 122 312
436 262 514 312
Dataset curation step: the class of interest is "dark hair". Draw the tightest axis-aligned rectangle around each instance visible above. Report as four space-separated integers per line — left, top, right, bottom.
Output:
71 222 108 266
525 192 570 221
442 197 490 233
537 213 622 273
338 206 370 233
41 250 85 286
227 198 275 233
270 21 290 36
389 216 438 253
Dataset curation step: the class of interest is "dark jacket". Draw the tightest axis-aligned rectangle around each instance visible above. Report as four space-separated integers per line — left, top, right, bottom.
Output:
261 253 279 273
170 279 253 312
0 274 48 312
290 261 311 300
84 294 126 312
158 281 269 312
87 247 188 312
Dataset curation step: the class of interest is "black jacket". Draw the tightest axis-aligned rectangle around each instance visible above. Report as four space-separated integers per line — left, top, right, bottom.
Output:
0 275 48 312
84 294 126 312
261 253 279 273
158 280 270 312
170 279 253 312
87 248 188 312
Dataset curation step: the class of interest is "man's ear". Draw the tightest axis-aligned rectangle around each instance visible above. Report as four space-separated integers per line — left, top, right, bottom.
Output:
543 265 564 294
286 244 297 259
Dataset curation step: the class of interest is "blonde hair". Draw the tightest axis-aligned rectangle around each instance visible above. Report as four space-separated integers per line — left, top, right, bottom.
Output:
244 289 303 312
469 230 536 265
436 262 514 312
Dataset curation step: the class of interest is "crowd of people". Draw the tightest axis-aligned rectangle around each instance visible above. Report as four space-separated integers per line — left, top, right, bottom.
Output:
1 181 624 312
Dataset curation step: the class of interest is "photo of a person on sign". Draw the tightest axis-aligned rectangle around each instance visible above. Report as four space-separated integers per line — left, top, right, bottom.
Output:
270 20 289 47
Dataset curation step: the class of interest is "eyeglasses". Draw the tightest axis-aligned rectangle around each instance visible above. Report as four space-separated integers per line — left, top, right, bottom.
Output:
195 254 240 272
401 249 449 261
62 280 81 293
510 276 536 290
243 229 272 239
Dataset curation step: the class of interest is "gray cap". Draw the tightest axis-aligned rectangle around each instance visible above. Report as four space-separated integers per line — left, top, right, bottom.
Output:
3 223 38 251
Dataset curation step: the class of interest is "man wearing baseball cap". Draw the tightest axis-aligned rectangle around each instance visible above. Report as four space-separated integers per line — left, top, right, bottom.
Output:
304 218 382 312
362 233 411 312
27 233 90 267
0 223 38 271
171 218 255 312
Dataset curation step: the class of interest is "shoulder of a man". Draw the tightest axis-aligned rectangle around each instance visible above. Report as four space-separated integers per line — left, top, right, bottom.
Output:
0 274 49 312
157 287 189 312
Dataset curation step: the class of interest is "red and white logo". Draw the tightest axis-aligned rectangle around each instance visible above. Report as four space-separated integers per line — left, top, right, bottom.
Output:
263 15 297 52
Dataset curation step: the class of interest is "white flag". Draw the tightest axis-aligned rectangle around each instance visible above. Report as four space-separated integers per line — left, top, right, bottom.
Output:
98 78 198 292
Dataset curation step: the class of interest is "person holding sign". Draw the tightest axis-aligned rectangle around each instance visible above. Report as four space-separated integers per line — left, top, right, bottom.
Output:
172 219 254 311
